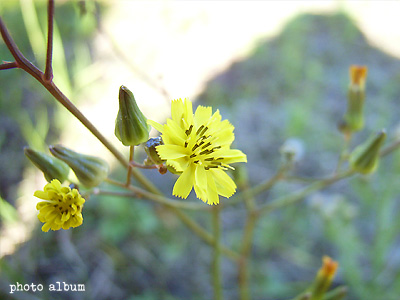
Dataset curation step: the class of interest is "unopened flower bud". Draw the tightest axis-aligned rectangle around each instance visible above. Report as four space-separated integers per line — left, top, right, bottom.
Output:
341 65 368 133
115 85 150 146
280 138 305 164
144 137 164 165
24 147 70 183
310 256 338 300
49 145 109 187
349 130 386 174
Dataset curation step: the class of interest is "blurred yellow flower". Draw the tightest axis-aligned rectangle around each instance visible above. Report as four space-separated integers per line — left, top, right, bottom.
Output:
34 179 85 232
149 99 247 205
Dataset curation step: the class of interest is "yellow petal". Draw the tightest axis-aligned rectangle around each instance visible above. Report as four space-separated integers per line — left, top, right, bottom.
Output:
194 105 212 129
172 163 195 199
34 190 50 200
211 168 236 198
219 149 247 164
157 144 187 160
166 157 188 173
183 99 193 124
206 171 219 205
194 166 208 201
41 222 51 232
171 99 184 123
147 119 164 133
164 119 186 144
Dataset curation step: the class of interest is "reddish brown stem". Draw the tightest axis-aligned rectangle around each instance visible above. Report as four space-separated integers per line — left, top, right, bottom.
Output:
0 61 18 70
43 0 54 82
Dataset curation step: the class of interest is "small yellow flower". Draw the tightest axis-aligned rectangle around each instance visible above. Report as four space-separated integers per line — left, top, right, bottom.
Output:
34 179 85 232
149 99 247 205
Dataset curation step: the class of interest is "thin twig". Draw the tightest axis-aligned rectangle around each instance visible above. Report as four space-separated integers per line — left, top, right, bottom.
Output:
257 169 355 217
129 161 158 169
380 138 400 157
0 15 161 195
126 146 134 186
105 177 208 211
0 61 18 70
43 0 54 82
212 205 223 300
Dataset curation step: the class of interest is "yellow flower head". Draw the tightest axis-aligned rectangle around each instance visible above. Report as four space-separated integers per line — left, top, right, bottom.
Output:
149 99 247 205
34 179 85 232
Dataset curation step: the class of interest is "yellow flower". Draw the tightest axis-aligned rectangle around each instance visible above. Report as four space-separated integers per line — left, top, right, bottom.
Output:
149 99 247 205
34 179 85 232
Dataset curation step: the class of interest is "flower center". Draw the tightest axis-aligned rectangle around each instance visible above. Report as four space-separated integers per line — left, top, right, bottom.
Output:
51 192 80 215
183 124 223 170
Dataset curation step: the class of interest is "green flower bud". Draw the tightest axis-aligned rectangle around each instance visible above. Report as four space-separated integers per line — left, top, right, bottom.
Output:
144 137 164 165
341 66 368 133
49 145 109 187
24 147 70 183
115 85 150 146
349 130 386 174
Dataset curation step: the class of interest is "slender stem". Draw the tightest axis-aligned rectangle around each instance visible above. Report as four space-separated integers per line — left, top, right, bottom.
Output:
0 61 18 70
0 16 160 195
257 169 355 217
169 205 240 261
126 146 134 186
43 0 54 82
380 138 400 157
238 192 258 299
94 189 138 198
212 205 223 300
105 178 207 210
0 17 43 82
130 161 158 169
238 211 257 300
226 167 285 208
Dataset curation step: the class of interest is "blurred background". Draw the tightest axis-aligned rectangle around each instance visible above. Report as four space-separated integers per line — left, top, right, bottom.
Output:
1 1 400 299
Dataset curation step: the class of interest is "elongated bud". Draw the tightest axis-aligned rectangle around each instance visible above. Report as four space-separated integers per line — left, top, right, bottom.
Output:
49 145 109 187
144 137 164 164
24 147 70 183
340 65 368 133
349 130 386 174
115 85 150 146
310 256 338 300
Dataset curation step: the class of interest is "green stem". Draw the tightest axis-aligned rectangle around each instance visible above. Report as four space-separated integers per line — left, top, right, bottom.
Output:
212 205 223 300
105 178 207 210
225 167 285 208
126 146 134 186
257 170 355 217
104 178 239 260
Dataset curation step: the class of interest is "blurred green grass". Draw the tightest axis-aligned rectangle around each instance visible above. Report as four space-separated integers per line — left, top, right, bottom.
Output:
1 4 400 300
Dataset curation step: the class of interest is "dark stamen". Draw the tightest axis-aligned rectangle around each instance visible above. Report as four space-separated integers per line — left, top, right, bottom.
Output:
194 160 199 164
205 158 214 161
196 125 204 135
201 142 211 149
190 154 197 158
185 125 193 136
199 149 212 156
192 144 199 151
184 141 188 148
200 126 208 136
